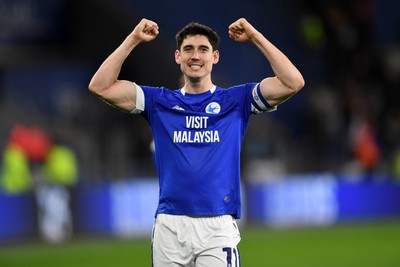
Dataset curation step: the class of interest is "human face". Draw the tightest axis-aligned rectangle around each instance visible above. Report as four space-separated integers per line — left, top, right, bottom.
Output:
175 35 219 82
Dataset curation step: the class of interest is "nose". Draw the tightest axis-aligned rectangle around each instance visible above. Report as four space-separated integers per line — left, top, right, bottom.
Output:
191 49 200 60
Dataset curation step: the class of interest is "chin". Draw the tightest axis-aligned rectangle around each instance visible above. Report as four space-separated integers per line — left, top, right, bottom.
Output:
187 76 201 83
184 72 201 80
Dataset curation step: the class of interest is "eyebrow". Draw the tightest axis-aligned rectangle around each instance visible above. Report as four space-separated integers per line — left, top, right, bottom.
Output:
182 44 210 50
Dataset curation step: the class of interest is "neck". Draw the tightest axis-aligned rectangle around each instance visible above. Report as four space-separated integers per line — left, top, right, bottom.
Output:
183 77 214 94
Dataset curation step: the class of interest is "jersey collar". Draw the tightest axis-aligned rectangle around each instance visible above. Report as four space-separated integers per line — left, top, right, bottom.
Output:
180 85 216 96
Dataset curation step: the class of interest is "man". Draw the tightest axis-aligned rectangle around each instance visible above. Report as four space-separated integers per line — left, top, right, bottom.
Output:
89 17 304 267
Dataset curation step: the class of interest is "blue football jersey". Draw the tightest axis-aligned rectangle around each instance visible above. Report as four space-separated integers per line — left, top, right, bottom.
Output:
134 83 275 218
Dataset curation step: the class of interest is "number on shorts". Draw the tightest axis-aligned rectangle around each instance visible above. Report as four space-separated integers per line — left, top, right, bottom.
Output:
223 247 239 267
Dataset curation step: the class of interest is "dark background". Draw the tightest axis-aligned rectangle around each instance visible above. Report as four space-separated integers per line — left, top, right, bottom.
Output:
1 0 400 181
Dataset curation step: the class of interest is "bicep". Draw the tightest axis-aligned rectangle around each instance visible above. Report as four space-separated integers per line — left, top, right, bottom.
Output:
99 80 137 113
259 77 297 107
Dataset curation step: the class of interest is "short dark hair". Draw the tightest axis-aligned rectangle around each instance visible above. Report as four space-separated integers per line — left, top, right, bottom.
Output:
175 22 220 51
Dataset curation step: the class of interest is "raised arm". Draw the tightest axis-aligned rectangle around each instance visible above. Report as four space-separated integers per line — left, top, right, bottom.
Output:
228 18 305 107
88 18 159 112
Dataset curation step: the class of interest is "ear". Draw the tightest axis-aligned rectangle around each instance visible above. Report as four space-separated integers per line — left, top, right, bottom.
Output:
175 50 181 64
213 50 220 64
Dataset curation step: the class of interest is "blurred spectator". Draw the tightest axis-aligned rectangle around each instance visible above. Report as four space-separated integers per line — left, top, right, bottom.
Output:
351 121 381 174
1 142 32 194
1 123 79 243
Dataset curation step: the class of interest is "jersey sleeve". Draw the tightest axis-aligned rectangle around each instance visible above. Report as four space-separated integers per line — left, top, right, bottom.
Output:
250 83 277 114
130 84 162 116
130 84 167 125
130 83 145 114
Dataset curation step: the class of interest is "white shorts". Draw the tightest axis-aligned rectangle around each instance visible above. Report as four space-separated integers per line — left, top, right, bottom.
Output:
152 214 241 267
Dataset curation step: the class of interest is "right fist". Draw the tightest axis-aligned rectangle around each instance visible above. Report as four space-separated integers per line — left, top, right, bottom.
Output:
132 18 159 42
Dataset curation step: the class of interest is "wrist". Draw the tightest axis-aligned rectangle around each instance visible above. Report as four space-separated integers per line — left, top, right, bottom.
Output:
125 33 142 46
250 31 263 42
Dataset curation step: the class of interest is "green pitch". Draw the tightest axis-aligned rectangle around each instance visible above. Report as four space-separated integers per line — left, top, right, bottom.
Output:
1 220 399 267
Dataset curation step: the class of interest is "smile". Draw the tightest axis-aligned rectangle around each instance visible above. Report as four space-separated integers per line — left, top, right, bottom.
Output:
189 64 202 70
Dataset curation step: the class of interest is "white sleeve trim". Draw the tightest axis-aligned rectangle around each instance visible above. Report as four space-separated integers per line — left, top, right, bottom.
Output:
131 83 145 114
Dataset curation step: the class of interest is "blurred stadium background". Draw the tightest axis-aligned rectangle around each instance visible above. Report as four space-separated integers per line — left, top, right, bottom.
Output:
1 0 400 266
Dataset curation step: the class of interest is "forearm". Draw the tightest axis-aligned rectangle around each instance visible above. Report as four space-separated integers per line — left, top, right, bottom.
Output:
89 34 140 95
251 32 304 91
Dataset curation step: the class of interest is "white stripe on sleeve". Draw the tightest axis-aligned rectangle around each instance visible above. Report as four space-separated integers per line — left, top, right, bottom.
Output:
131 83 145 114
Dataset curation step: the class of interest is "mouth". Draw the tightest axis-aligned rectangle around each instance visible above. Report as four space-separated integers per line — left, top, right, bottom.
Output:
189 64 202 70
